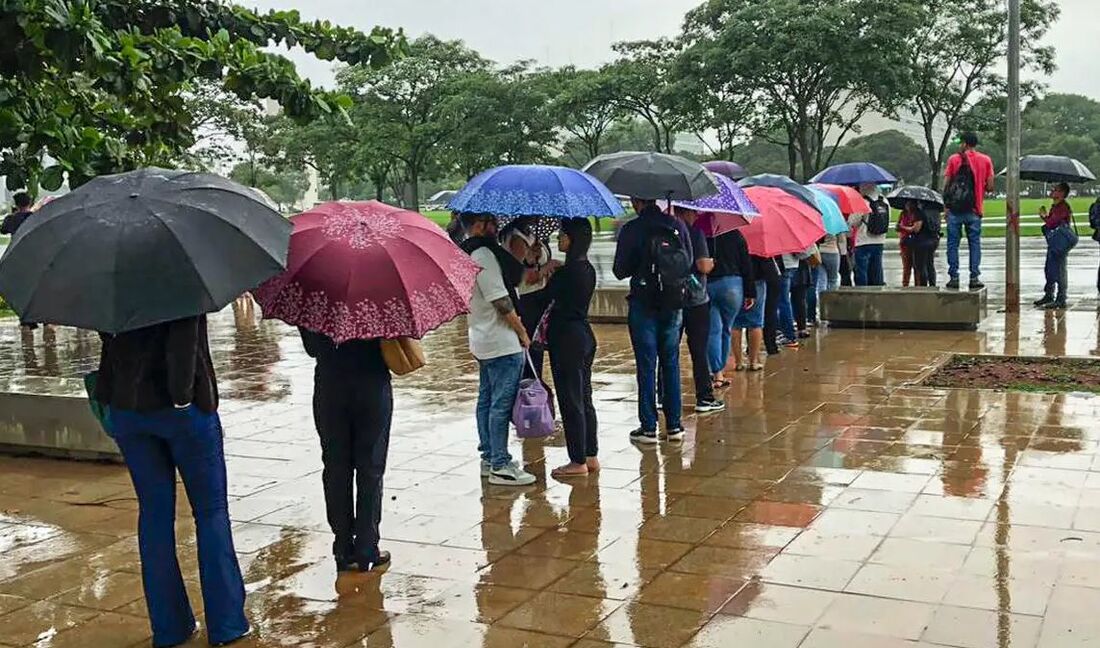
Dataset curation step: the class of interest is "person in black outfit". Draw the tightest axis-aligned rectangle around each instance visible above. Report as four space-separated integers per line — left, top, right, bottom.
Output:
910 205 941 287
1 192 32 235
300 328 393 572
762 256 783 355
96 315 249 647
546 218 599 477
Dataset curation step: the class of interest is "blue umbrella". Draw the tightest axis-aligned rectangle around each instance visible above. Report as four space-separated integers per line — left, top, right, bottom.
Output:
448 164 624 218
806 187 851 236
810 162 897 187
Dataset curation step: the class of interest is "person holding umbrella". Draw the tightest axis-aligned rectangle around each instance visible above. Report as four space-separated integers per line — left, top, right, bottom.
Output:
849 183 890 286
1036 182 1075 309
0 169 295 648
585 152 719 443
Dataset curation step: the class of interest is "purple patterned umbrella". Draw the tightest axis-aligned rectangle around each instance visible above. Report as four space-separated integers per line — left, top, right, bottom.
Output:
671 173 759 236
703 160 748 181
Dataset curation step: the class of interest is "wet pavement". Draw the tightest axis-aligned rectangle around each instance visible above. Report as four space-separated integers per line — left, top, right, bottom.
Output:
2 252 1100 647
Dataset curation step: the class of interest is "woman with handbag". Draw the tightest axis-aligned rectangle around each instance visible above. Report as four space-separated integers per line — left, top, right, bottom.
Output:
1036 182 1076 310
544 218 599 477
300 327 393 572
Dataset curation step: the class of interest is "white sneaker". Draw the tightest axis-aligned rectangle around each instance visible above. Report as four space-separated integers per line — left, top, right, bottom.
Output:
489 463 537 486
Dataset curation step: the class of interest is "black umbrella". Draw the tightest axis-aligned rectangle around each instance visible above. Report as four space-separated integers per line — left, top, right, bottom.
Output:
1015 155 1096 184
581 151 720 201
887 185 944 211
0 168 292 333
738 174 819 210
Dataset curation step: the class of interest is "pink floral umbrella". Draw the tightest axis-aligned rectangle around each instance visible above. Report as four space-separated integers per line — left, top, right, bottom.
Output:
253 201 480 342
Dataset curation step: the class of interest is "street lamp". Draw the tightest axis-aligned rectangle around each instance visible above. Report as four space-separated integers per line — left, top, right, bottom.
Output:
1005 0 1021 309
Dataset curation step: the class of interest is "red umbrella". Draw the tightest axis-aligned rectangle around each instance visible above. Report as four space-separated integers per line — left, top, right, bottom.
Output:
808 183 870 215
739 186 826 257
253 201 480 342
694 210 753 237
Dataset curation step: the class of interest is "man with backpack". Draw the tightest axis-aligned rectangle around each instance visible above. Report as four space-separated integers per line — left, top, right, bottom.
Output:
942 132 995 290
613 197 696 444
848 183 890 286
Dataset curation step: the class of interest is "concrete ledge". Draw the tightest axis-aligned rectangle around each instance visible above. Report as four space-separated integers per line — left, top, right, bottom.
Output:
821 287 986 330
590 287 630 323
0 391 121 462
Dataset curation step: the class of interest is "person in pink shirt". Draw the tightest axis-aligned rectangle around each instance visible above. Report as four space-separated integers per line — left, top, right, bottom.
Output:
942 132 995 290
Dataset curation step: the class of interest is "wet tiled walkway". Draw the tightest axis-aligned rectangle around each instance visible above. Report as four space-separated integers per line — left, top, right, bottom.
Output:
3 288 1100 646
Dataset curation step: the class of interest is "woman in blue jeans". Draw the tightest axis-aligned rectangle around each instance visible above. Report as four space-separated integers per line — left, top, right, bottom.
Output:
96 316 249 648
706 229 753 385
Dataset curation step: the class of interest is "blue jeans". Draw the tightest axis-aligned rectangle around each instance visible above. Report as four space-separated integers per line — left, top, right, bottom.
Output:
107 406 248 647
706 276 744 374
477 352 524 470
628 300 683 431
820 252 840 292
777 268 797 340
854 245 885 286
947 211 982 280
1044 247 1069 301
805 266 820 323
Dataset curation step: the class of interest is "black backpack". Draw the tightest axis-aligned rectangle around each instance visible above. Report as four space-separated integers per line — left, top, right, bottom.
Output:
866 197 890 236
640 223 693 312
913 209 942 247
945 152 977 213
1088 199 1100 231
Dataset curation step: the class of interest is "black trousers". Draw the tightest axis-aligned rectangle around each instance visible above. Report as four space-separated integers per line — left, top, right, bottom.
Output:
912 245 937 287
517 290 549 380
549 324 598 465
791 284 808 331
839 254 853 287
763 274 781 353
313 369 393 561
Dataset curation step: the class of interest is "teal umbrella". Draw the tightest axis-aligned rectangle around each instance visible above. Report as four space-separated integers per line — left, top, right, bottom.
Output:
806 187 850 235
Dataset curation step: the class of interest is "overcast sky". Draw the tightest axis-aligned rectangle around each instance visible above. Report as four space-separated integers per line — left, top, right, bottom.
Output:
252 0 1098 99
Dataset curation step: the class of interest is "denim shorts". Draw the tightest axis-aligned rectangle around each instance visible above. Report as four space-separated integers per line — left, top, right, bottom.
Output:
731 280 767 329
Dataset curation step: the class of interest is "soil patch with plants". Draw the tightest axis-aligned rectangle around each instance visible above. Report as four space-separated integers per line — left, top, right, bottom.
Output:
925 355 1100 394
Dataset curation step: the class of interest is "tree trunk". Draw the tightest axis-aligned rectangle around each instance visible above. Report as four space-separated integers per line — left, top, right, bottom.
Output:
403 168 420 210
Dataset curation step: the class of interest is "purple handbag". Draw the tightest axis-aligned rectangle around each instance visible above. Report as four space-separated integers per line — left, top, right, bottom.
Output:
512 352 556 439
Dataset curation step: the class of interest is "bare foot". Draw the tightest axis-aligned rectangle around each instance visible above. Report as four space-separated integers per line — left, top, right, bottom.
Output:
552 463 589 478
585 457 601 472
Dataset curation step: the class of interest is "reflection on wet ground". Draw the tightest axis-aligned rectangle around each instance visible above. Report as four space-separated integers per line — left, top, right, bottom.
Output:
3 267 1100 646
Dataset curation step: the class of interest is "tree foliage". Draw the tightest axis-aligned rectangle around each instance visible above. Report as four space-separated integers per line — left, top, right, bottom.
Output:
0 0 405 191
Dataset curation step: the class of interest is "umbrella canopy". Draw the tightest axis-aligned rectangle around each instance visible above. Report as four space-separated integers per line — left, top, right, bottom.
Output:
671 173 759 236
253 201 479 343
447 164 623 218
702 160 748 181
0 168 290 333
808 183 870 216
887 185 945 212
806 187 851 236
739 186 827 257
738 174 819 210
810 162 897 187
1016 155 1096 184
582 151 720 200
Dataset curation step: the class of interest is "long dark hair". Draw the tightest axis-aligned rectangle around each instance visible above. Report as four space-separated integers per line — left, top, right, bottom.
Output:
561 218 593 263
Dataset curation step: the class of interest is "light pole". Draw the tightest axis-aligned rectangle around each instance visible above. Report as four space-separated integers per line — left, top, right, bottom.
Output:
1005 0 1022 309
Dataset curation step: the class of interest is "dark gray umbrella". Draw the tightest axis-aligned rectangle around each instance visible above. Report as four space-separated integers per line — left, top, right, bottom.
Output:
887 185 944 211
738 174 819 210
0 168 291 333
581 151 720 200
1017 155 1096 184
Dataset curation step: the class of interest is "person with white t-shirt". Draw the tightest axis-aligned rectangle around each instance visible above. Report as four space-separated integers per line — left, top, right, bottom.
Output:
459 213 538 486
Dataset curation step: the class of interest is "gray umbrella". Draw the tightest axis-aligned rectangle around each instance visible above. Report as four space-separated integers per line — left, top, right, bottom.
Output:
738 174 819 210
887 185 944 211
0 168 291 333
581 151 720 200
1016 155 1096 184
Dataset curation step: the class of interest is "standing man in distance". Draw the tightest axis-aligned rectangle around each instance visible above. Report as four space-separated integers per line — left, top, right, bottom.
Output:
1 192 33 236
943 132 995 290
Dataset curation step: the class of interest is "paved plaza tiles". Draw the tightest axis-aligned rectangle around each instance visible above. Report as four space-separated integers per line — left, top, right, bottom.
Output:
3 246 1100 646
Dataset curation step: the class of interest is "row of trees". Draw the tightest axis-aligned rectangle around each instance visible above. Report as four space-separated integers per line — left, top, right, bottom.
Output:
230 0 1059 207
2 0 1064 206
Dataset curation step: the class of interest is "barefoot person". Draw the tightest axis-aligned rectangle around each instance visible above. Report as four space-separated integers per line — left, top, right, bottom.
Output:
546 218 599 477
